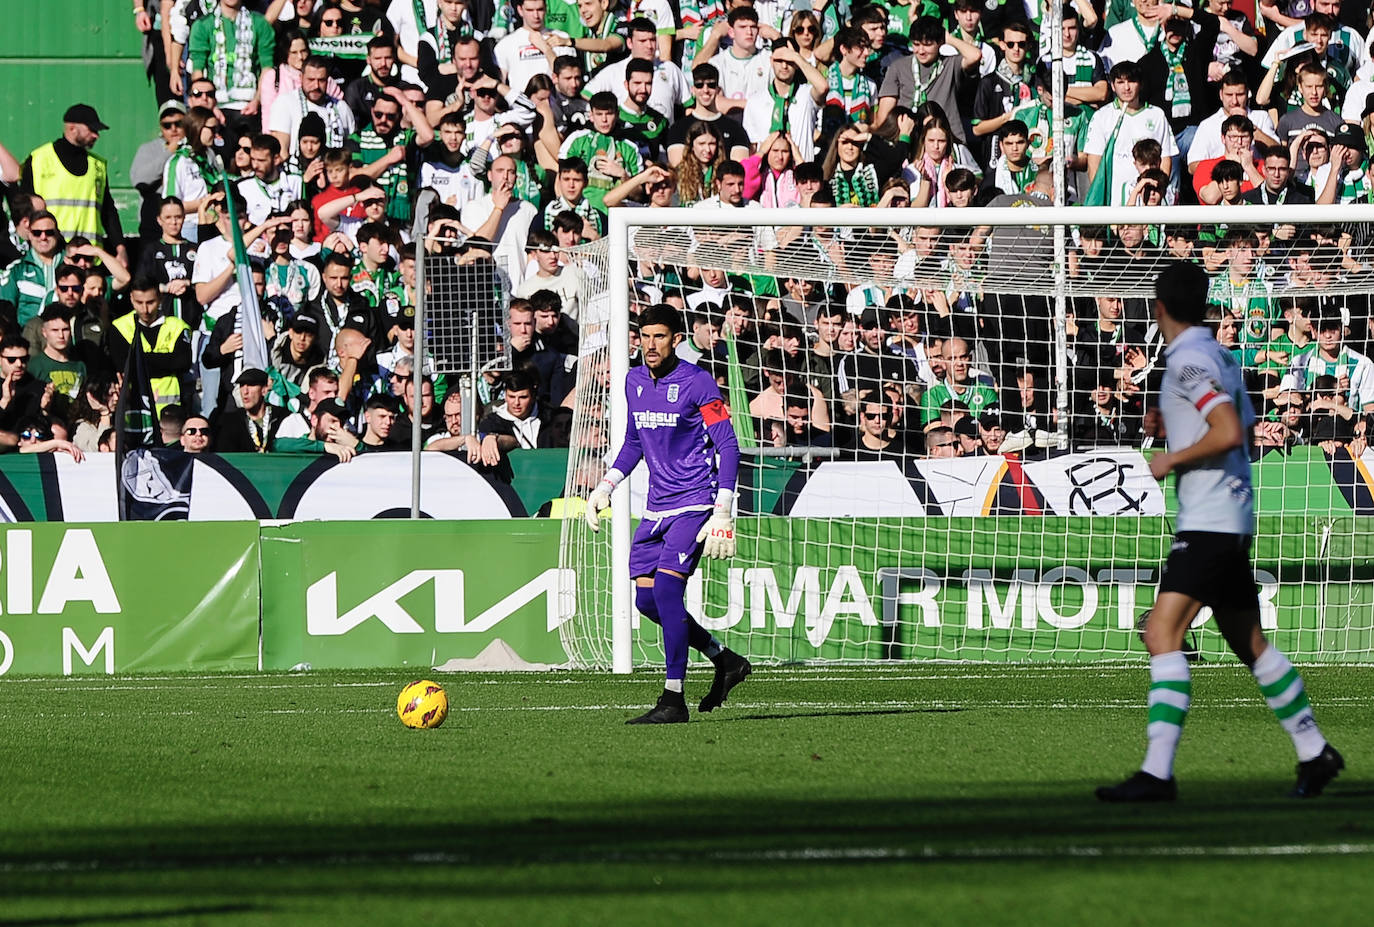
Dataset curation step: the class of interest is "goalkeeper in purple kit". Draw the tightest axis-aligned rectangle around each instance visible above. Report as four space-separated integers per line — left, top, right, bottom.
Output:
585 305 752 724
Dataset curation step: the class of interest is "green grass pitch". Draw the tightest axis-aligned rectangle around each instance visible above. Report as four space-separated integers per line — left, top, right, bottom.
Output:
0 664 1369 925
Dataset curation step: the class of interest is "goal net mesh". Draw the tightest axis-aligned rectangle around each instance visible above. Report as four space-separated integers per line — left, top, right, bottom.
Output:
558 208 1374 670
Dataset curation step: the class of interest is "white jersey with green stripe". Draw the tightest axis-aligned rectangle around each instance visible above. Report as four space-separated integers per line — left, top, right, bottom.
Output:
1160 325 1255 535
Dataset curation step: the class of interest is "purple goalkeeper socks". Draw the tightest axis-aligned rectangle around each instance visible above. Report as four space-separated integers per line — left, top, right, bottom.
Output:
651 573 692 682
635 582 717 654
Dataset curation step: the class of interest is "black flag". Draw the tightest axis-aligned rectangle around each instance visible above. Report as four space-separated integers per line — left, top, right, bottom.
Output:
114 320 189 520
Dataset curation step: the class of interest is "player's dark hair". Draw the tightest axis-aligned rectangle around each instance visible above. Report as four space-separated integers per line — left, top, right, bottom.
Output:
727 6 759 25
1155 261 1211 325
625 58 654 80
638 303 685 335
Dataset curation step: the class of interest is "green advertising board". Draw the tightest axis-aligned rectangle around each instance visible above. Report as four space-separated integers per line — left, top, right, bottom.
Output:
613 515 1374 666
259 520 571 670
0 523 259 675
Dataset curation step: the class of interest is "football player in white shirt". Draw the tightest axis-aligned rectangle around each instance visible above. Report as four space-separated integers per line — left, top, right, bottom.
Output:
1097 262 1344 803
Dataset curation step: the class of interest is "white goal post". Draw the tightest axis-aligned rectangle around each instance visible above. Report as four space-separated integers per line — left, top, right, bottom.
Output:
559 204 1374 673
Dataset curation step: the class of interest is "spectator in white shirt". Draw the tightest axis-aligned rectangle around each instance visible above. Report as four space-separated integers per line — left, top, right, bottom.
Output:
460 155 538 287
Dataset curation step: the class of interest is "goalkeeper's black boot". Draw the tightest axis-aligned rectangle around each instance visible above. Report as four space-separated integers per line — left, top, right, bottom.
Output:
699 650 752 713
1095 770 1177 803
1290 744 1344 798
626 689 689 725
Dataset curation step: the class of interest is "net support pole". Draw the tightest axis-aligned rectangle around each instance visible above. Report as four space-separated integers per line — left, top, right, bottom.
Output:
608 212 633 675
1049 0 1070 449
410 190 436 519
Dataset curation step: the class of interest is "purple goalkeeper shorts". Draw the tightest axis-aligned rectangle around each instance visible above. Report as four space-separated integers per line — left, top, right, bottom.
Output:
628 509 712 579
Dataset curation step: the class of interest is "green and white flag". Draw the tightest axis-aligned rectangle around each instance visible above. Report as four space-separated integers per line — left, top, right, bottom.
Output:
220 170 270 379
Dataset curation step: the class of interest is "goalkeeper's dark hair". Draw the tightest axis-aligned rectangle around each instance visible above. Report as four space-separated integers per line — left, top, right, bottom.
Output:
638 303 685 335
1155 261 1211 325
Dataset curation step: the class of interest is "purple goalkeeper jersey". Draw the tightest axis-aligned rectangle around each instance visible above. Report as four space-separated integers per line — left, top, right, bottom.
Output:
609 358 741 513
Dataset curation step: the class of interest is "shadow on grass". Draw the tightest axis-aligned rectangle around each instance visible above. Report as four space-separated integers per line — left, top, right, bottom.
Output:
0 786 1368 884
0 904 261 925
716 708 967 722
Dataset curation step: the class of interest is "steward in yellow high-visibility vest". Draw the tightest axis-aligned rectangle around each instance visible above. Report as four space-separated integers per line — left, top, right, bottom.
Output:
108 278 194 414
22 104 124 253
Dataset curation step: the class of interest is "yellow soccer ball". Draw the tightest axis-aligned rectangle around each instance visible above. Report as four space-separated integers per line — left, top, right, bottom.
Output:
397 679 449 729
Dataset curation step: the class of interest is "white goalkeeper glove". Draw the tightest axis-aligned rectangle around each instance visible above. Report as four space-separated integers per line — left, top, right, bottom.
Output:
585 481 613 533
695 506 736 560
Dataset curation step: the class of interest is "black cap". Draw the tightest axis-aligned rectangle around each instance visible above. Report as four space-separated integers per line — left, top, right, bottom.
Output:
395 306 415 329
313 398 348 420
235 367 270 386
859 307 881 330
1332 124 1366 152
954 416 980 439
1317 313 1344 331
63 103 108 131
290 312 321 335
978 411 1008 431
298 112 327 141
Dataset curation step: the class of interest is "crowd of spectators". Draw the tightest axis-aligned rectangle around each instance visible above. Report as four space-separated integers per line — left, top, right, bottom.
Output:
1 0 1373 478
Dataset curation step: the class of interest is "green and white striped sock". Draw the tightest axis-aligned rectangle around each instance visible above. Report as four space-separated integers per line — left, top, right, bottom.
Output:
1252 645 1327 762
1141 650 1191 780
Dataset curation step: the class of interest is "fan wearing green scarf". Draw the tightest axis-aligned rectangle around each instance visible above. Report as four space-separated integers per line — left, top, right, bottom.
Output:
741 43 828 164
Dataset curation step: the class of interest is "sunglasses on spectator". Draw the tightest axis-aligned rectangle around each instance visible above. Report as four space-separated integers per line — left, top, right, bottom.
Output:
862 412 885 421
31 227 57 237
694 79 718 88
20 430 48 441
1004 40 1030 48
182 427 210 435
373 110 398 120
321 16 342 25
3 354 29 363
190 88 214 97
238 144 253 152
793 25 816 35
161 120 183 129
57 283 82 292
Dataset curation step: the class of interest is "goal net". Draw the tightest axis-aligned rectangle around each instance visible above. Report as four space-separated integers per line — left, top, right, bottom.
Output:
559 204 1374 671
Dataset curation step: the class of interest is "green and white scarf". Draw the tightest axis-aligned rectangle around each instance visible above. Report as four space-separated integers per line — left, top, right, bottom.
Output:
767 81 797 133
210 10 259 106
1065 46 1098 85
911 57 945 107
309 34 373 60
1162 43 1190 119
831 164 879 207
164 140 221 194
826 62 874 124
